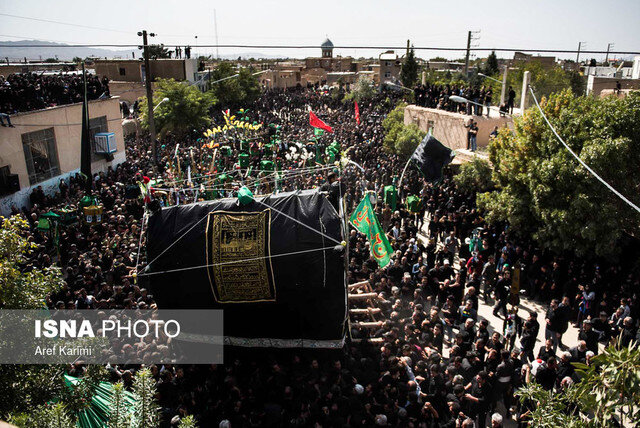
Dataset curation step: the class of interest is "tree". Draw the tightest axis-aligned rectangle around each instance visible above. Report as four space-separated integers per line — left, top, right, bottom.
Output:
109 382 132 428
0 216 64 309
132 368 159 428
343 75 376 103
483 51 499 76
178 415 198 428
139 78 216 136
454 157 494 194
382 103 407 152
395 124 426 159
0 217 106 424
26 403 75 428
400 46 419 88
478 90 640 258
208 62 261 109
516 340 640 427
147 44 172 59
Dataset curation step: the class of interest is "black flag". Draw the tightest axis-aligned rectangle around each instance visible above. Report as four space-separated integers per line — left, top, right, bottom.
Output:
410 134 455 182
80 62 92 192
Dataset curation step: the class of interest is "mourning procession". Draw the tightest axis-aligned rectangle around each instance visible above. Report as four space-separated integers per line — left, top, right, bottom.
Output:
0 1 639 427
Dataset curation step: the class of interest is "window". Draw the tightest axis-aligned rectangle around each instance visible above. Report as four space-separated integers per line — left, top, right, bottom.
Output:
119 67 126 76
89 116 109 161
384 71 391 78
22 128 60 185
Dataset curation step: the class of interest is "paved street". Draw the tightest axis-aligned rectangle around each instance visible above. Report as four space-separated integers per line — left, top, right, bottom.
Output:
415 218 582 426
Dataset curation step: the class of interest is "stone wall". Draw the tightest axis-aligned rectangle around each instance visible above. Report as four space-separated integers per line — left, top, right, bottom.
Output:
404 105 512 151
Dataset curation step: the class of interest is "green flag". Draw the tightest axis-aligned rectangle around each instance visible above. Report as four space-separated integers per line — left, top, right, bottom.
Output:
314 128 324 137
349 196 393 268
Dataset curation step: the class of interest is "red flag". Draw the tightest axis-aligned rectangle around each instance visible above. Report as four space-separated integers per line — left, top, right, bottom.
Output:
355 102 360 124
309 111 333 133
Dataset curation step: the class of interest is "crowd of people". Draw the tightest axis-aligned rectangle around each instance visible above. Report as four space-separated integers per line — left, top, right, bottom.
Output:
412 83 517 117
10 85 639 427
0 71 110 116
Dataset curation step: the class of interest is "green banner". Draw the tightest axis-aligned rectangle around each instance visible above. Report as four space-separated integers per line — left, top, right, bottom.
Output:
314 128 324 137
349 196 393 268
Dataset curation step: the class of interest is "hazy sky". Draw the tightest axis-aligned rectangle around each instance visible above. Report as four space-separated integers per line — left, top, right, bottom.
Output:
1 0 639 60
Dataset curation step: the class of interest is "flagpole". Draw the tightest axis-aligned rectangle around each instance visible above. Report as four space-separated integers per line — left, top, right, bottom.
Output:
397 156 413 196
398 131 432 197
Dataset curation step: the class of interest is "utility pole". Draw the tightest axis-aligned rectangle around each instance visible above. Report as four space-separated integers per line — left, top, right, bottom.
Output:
138 30 157 172
605 43 614 63
214 9 219 60
463 30 481 77
464 31 471 76
576 41 586 64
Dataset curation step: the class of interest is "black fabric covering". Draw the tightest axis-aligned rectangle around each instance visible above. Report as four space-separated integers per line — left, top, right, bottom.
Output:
145 189 346 346
410 134 455 182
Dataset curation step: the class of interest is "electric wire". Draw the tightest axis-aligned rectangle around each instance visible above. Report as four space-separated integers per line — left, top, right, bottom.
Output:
528 87 640 214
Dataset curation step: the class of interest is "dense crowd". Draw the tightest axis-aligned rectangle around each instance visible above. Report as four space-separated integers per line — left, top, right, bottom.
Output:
12 86 639 427
412 83 517 116
0 72 110 115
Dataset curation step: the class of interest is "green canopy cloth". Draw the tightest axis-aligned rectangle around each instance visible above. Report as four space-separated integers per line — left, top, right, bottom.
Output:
64 374 136 428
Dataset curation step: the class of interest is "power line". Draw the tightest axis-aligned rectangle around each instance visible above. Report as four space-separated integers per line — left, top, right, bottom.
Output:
0 13 133 34
528 87 640 214
0 42 638 55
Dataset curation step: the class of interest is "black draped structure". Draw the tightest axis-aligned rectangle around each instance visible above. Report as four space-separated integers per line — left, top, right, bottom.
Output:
145 189 347 348
410 134 455 182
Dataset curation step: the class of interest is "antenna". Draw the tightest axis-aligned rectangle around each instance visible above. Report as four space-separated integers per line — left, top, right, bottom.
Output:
214 9 219 60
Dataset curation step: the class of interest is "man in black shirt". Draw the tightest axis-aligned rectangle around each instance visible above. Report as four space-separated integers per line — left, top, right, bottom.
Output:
578 319 600 355
507 86 516 114
535 357 558 391
545 299 561 354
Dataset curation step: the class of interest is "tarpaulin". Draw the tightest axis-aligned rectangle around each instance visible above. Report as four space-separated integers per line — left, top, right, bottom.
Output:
145 189 347 348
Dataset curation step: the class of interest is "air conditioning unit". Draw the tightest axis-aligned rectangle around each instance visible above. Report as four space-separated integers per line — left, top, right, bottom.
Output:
94 132 117 154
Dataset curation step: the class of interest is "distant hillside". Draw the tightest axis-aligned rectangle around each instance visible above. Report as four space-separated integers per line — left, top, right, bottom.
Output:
0 40 133 61
0 40 287 61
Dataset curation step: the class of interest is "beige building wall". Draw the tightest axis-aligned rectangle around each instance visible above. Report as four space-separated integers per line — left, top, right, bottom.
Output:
304 57 353 72
404 105 512 151
0 98 125 214
95 60 142 82
95 59 197 83
109 81 156 104
586 75 640 97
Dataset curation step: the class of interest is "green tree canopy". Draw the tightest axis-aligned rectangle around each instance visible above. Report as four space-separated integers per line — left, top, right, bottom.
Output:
139 78 216 136
382 102 407 153
207 62 261 109
478 90 640 258
395 124 426 159
0 216 64 309
400 46 419 88
516 340 640 427
483 50 499 76
343 75 377 103
454 157 494 193
146 44 172 59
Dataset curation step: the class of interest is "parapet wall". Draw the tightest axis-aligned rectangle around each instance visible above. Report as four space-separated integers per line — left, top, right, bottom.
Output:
404 105 512 151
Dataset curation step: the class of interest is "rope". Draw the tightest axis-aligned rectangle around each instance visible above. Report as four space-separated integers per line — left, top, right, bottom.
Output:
134 211 147 275
529 87 640 214
144 210 212 269
253 198 342 245
139 245 337 277
159 164 331 186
